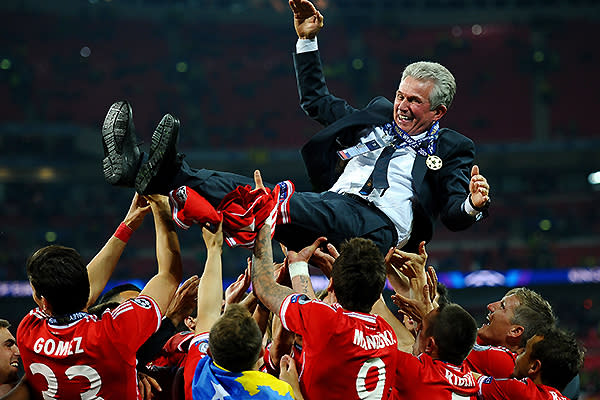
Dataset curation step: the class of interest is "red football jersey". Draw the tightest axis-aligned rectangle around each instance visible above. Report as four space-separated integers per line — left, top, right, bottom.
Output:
183 332 210 400
150 330 195 369
465 343 517 378
261 340 303 376
17 296 162 400
280 294 398 400
477 376 570 400
394 352 478 399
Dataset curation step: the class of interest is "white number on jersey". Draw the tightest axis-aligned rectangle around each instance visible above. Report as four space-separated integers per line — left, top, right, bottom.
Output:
356 357 386 400
29 363 104 399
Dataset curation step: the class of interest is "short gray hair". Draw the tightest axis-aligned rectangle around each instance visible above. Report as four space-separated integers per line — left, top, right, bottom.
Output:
402 61 456 110
506 287 556 348
0 319 10 329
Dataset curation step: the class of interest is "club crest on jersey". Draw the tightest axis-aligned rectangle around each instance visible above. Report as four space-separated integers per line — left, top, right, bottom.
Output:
482 376 493 384
132 297 152 309
199 341 209 354
290 294 310 305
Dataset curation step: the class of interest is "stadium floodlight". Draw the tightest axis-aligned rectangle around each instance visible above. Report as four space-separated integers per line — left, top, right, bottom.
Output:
588 171 600 185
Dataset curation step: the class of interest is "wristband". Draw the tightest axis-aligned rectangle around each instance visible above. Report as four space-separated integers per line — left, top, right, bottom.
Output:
288 261 309 279
113 222 134 243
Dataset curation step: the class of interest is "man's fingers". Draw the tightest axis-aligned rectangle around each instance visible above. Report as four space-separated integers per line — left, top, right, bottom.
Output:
418 241 428 259
471 164 479 177
327 243 339 258
307 236 327 252
179 275 199 290
384 247 395 264
253 170 265 191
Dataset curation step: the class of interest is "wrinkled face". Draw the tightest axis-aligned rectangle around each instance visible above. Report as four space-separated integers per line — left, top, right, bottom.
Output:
0 328 20 385
513 335 543 379
393 76 445 136
477 293 521 346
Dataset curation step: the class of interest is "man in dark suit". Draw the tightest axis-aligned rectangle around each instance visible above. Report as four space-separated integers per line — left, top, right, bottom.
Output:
101 0 489 254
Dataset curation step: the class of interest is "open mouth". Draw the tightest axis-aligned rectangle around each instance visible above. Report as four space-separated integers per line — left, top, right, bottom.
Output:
481 314 491 327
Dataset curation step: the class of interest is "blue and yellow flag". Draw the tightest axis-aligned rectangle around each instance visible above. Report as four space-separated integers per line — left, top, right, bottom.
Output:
192 356 296 399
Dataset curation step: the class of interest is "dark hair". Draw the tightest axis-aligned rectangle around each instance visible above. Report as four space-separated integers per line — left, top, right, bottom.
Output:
98 283 142 304
427 303 477 365
533 327 585 391
209 304 262 372
436 282 450 306
27 245 90 315
0 319 10 329
87 301 122 318
506 287 556 347
331 238 386 313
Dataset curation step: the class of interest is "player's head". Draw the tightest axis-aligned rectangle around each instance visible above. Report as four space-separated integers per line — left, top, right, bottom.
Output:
478 287 555 349
513 327 584 392
98 283 142 304
394 62 454 135
26 245 90 316
416 303 477 366
330 238 386 313
0 319 20 386
209 304 263 373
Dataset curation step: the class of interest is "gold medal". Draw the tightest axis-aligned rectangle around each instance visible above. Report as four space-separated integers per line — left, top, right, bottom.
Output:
426 155 443 170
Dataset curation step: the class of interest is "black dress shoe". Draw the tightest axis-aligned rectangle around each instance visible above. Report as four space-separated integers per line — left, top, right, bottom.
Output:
135 113 181 194
102 100 142 187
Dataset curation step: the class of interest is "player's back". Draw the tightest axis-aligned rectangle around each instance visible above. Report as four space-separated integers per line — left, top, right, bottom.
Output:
280 295 398 400
17 296 161 400
394 352 478 400
465 343 517 378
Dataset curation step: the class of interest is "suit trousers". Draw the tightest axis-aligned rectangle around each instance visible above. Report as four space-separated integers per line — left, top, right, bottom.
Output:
166 160 398 254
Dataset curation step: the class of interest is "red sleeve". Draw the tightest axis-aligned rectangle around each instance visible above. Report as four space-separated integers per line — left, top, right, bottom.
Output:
184 333 210 400
101 295 162 355
478 376 528 400
394 351 424 390
279 294 337 340
466 344 516 378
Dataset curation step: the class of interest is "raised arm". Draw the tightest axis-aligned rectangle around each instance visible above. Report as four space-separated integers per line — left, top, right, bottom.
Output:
252 223 295 316
290 0 357 126
251 171 296 315
86 193 151 308
286 236 327 300
139 195 183 315
194 223 224 334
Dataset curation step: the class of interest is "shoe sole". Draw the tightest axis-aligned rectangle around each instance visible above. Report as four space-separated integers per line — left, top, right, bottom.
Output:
102 101 132 185
135 114 179 194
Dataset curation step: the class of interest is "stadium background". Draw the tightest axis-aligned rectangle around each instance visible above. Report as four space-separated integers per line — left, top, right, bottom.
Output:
0 0 599 394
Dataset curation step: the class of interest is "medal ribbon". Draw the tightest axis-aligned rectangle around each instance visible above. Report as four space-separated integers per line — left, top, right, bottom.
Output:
386 120 440 156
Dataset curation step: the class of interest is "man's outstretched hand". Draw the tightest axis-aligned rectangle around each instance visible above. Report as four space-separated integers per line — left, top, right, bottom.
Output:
289 0 324 39
469 165 490 209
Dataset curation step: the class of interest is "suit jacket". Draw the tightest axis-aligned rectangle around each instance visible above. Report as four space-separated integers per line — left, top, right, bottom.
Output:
293 49 481 248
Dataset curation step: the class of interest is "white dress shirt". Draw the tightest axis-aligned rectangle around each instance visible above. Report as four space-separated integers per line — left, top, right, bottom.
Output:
296 38 480 246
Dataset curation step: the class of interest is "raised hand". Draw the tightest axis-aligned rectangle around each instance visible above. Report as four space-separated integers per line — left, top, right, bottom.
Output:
122 192 151 231
287 236 328 265
469 165 490 209
310 242 338 278
289 0 324 39
225 267 251 307
165 275 199 326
